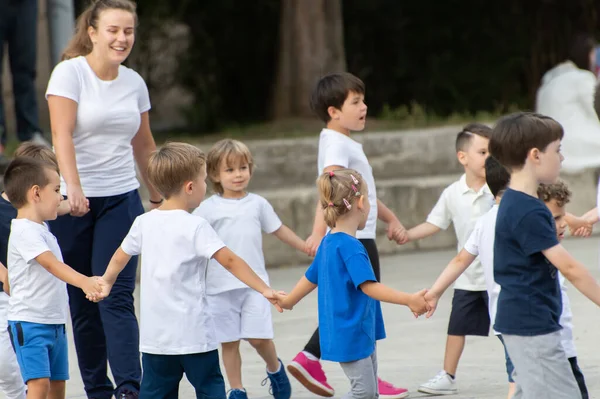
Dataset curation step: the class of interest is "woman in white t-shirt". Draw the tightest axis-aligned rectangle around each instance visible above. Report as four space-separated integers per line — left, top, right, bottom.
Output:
536 34 600 172
45 1 162 398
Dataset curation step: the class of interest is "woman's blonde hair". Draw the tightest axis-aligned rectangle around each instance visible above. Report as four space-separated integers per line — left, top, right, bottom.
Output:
62 0 138 61
317 168 366 228
206 139 254 195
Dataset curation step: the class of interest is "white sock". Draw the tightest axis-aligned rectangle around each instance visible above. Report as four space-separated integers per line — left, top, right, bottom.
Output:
268 361 282 374
303 351 319 361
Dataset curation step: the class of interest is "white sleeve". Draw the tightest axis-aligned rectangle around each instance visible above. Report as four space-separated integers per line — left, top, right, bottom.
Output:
321 137 350 171
259 197 282 234
45 60 81 103
121 217 142 256
194 221 226 259
426 188 452 230
15 229 53 263
137 74 151 113
463 221 481 256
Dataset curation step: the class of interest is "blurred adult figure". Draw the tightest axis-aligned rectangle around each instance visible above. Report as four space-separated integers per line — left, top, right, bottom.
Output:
536 33 600 172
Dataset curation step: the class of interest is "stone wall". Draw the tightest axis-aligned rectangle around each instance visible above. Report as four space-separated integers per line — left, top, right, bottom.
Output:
138 125 599 268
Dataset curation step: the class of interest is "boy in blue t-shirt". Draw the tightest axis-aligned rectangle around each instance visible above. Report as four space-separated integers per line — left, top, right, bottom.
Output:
489 112 600 398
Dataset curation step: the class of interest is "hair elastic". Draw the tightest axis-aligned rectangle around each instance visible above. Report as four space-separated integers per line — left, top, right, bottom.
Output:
328 202 334 207
329 171 335 177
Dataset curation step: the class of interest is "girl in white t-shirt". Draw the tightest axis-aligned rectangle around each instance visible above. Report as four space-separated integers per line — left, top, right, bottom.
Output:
194 139 310 399
45 1 163 398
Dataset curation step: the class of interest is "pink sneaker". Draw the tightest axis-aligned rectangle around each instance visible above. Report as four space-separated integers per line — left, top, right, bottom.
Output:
378 378 409 398
287 352 335 397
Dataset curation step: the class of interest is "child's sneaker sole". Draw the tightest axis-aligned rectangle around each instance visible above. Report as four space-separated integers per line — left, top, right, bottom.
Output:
417 386 458 395
287 361 335 397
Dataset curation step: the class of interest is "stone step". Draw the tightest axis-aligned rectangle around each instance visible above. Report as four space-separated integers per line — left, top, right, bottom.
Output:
197 125 466 191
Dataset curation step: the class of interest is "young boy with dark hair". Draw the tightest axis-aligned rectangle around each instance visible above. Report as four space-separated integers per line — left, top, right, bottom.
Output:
490 112 600 398
288 72 410 399
409 123 495 395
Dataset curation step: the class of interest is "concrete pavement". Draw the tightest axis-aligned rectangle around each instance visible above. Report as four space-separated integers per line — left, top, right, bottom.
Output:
3 237 600 399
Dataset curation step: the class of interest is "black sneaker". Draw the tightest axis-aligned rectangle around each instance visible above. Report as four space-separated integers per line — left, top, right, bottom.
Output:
118 389 139 399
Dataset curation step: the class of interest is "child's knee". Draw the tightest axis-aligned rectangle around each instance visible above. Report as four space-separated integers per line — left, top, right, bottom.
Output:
247 338 270 349
221 340 241 351
26 377 51 398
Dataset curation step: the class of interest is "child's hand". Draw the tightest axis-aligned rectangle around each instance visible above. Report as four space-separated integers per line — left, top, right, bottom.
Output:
263 289 287 313
66 198 90 217
387 220 409 245
424 290 439 318
303 241 314 257
306 234 323 257
408 288 429 317
568 216 593 237
81 276 102 301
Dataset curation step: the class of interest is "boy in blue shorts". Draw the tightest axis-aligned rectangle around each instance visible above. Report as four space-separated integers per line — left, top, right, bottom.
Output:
4 157 101 399
490 112 600 398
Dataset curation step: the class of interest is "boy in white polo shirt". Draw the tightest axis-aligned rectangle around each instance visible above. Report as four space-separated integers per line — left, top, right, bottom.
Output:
96 143 284 399
406 123 494 395
5 157 102 399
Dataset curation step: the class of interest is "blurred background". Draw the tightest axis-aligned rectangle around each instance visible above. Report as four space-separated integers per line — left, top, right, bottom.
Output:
2 0 600 145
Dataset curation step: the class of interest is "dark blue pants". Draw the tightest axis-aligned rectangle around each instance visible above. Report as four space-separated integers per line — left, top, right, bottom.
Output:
49 190 144 399
0 0 40 145
140 350 226 399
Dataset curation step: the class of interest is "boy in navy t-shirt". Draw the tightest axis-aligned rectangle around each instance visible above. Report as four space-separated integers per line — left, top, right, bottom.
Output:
489 112 600 399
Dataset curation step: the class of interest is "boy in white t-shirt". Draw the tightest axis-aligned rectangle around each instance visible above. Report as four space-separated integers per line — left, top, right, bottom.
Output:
194 139 309 399
96 143 285 399
288 72 410 399
407 124 495 396
4 157 101 399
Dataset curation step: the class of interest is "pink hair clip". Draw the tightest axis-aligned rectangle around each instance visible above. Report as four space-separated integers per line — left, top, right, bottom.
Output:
343 199 351 210
350 174 359 184
351 184 361 196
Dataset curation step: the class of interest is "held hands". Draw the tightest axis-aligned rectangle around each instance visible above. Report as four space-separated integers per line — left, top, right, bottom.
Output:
408 288 430 318
387 219 409 245
423 291 439 318
84 277 114 303
568 215 593 238
263 289 289 312
81 276 103 302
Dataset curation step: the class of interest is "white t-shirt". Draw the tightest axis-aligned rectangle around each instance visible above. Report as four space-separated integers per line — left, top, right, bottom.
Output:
121 210 225 355
45 56 151 197
427 174 494 291
318 129 378 239
194 193 282 295
7 219 69 324
465 205 576 356
464 205 500 334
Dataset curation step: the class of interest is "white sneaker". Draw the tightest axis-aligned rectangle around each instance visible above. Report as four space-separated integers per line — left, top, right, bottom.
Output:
418 371 458 395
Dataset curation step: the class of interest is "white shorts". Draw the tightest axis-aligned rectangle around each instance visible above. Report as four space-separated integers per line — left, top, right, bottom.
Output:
208 288 274 343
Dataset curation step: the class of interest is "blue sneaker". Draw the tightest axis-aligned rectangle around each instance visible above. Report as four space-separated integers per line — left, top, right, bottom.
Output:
262 359 292 399
227 389 248 399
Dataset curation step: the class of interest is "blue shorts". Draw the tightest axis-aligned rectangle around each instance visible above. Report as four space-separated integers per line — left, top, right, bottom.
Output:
497 334 515 383
7 321 69 382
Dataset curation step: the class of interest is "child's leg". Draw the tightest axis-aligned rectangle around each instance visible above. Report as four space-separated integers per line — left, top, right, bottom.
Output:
568 357 589 399
25 379 50 399
181 350 226 399
241 290 278 371
248 339 279 372
0 296 26 399
221 341 244 389
503 332 581 399
339 351 378 399
208 290 244 389
48 381 66 399
444 290 490 375
140 353 184 399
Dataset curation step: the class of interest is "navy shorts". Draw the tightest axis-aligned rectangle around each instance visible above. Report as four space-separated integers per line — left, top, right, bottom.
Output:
497 335 515 383
7 321 69 383
447 289 490 336
140 349 225 399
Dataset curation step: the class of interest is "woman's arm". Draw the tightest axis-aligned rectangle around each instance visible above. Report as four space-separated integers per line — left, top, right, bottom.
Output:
132 112 162 207
48 96 89 216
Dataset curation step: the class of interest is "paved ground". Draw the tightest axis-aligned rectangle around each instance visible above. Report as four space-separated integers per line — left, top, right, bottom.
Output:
3 237 600 399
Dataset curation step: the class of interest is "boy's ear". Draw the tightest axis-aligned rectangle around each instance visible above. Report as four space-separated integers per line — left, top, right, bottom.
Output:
31 185 41 201
184 181 194 194
327 106 340 121
457 150 467 166
528 147 541 163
